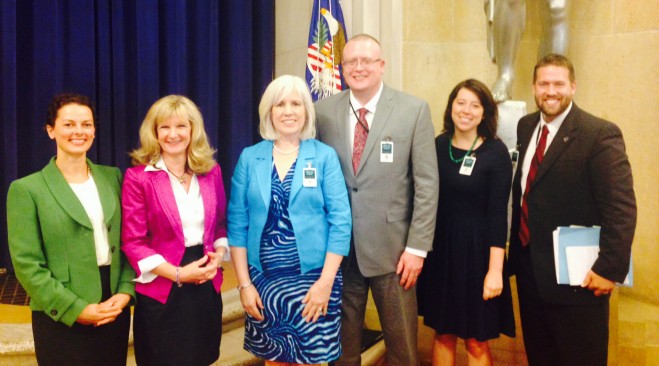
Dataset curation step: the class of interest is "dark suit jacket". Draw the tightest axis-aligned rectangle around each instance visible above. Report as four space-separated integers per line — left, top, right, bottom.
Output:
315 85 439 277
7 158 135 326
509 104 636 305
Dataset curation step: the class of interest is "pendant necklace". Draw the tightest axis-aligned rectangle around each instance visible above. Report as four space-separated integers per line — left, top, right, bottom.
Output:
171 171 186 184
448 133 479 163
166 165 187 184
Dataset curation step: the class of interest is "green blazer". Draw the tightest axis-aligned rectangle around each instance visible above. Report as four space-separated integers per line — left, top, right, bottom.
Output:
7 158 135 326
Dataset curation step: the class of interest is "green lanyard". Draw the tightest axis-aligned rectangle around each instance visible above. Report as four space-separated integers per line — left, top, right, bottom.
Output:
448 133 478 163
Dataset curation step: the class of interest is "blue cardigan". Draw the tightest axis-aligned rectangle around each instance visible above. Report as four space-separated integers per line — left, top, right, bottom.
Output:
227 139 351 273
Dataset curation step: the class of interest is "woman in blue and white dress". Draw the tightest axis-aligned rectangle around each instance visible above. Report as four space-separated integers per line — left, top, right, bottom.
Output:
228 75 351 365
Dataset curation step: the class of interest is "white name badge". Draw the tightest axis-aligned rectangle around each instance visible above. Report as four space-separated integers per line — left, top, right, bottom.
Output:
380 141 393 163
303 163 317 187
459 156 476 176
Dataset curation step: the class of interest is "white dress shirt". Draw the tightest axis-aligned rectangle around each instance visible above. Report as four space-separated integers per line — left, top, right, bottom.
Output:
348 82 383 153
70 175 111 266
519 102 572 202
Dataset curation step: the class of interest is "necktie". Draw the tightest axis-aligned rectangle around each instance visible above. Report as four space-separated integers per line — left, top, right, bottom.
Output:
519 125 549 246
352 108 368 174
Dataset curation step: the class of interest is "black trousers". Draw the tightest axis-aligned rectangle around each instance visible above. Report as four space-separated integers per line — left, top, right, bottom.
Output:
32 266 131 366
133 245 223 366
516 246 609 366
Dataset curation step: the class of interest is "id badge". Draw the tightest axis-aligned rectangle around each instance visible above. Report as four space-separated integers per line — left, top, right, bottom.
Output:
459 156 476 176
511 150 519 163
380 141 393 163
303 163 317 187
510 149 519 171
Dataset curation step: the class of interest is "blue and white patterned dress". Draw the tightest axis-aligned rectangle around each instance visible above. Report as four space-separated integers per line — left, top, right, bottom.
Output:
245 161 343 363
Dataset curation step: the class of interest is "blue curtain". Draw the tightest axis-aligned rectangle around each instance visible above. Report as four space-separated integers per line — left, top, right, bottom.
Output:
0 0 274 269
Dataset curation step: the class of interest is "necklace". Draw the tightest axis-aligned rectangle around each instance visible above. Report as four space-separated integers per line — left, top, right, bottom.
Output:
273 143 300 155
165 164 187 184
448 133 479 163
170 171 186 184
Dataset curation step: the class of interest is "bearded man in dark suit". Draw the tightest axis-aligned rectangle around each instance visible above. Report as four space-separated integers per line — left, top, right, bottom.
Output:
509 53 636 366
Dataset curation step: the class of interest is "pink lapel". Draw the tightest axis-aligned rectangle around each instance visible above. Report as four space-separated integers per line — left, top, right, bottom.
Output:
197 171 217 246
151 171 185 239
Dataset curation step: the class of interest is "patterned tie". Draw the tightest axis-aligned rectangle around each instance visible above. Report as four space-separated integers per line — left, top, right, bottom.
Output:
352 108 369 174
519 125 549 246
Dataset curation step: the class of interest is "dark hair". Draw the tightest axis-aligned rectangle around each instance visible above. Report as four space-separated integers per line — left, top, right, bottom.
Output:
533 53 575 83
46 93 96 127
443 79 498 140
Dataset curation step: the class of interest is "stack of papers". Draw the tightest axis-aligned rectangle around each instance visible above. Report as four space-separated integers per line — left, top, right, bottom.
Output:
553 226 632 286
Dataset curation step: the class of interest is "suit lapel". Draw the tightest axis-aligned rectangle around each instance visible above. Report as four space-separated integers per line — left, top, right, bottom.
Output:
87 160 116 226
197 171 216 244
516 113 540 172
357 86 394 174
532 107 578 187
151 170 184 237
255 141 273 208
511 113 540 200
42 158 93 229
290 139 316 202
331 92 354 176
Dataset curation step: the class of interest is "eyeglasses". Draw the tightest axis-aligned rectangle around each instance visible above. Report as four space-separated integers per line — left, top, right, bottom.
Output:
342 58 382 68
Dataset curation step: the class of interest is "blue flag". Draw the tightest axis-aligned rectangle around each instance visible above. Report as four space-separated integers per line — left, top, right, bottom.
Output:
306 0 348 101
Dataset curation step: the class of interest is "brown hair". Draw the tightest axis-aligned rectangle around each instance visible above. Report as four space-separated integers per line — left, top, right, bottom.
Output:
46 93 95 127
533 53 576 83
443 79 498 140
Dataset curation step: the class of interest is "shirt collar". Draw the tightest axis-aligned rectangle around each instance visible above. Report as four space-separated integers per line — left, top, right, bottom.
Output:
144 157 166 172
349 82 384 114
540 101 572 135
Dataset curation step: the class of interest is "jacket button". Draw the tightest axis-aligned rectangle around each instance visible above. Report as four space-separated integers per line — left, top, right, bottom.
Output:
51 309 58 316
352 188 358 192
107 224 112 232
111 246 116 253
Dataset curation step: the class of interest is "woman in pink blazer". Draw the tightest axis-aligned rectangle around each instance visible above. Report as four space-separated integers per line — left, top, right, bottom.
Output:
121 95 228 366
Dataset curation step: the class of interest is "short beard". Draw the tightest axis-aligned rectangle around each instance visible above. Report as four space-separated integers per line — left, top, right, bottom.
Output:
536 96 572 122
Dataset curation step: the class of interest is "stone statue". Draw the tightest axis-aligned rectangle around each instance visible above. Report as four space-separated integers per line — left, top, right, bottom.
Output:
486 0 571 102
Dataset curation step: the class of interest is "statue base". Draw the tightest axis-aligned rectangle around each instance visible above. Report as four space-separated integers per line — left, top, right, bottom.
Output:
497 100 527 152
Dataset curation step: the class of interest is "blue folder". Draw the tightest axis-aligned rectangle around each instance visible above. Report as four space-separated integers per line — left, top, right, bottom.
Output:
554 226 633 286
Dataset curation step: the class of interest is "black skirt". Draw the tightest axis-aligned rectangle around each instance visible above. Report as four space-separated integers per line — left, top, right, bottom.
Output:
133 245 223 366
31 265 131 366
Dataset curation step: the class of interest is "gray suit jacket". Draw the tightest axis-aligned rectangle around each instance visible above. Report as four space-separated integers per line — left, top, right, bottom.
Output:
316 85 439 277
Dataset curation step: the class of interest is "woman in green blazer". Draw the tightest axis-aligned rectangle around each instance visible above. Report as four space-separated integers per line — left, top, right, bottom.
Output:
6 93 135 366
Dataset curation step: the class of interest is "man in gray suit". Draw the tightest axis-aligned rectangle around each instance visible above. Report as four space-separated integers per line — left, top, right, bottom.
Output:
315 34 439 366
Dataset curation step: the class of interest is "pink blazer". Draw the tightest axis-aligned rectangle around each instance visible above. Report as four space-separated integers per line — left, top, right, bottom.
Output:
121 163 227 303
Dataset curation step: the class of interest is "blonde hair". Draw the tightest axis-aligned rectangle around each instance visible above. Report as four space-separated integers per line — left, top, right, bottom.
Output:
129 95 217 173
258 75 316 141
348 33 381 48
